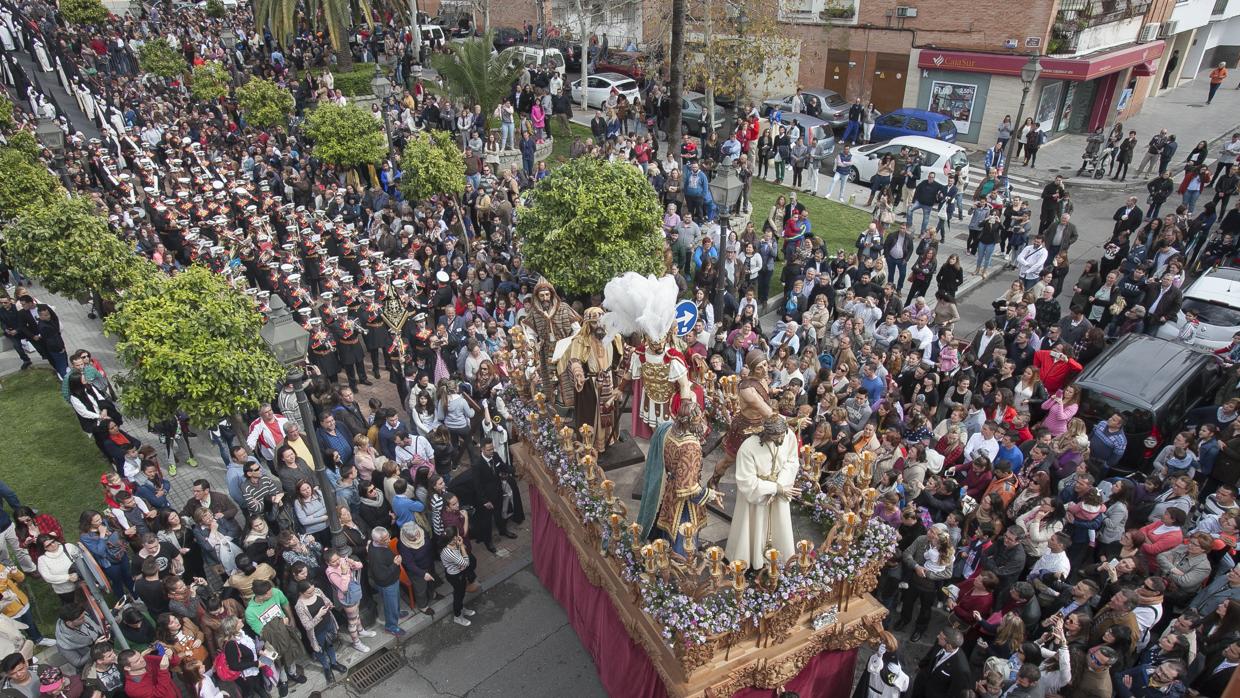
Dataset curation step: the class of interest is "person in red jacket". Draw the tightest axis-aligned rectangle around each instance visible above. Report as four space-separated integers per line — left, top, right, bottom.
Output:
121 647 181 698
1032 343 1083 394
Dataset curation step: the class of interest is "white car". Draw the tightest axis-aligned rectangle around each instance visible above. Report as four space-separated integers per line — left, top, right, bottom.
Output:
570 72 640 110
847 135 970 187
1155 266 1240 349
501 46 566 78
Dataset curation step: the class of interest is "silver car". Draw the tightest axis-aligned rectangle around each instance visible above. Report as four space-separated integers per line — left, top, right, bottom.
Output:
680 91 727 137
761 89 852 127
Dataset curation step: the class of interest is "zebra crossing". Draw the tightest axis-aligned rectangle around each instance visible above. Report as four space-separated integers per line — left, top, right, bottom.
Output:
1004 171 1045 203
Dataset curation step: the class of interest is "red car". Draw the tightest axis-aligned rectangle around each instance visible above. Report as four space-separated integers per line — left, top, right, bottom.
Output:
595 51 647 81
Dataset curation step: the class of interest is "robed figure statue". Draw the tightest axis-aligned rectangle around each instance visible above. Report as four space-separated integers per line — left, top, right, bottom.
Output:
636 403 721 555
725 414 802 570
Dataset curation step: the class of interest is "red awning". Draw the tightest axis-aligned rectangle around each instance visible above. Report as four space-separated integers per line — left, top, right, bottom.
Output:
918 41 1167 81
1131 60 1157 77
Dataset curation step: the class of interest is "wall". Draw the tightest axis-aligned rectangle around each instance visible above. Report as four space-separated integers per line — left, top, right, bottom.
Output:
1071 17 1144 55
1169 0 1216 32
1183 14 1240 76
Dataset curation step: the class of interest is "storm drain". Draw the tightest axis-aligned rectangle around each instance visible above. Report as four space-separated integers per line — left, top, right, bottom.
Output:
346 647 404 693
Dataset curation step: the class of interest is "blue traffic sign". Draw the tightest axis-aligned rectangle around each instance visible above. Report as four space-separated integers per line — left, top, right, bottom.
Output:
674 300 698 337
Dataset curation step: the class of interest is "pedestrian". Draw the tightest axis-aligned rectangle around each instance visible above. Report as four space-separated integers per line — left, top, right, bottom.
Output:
366 527 408 637
439 525 480 626
1209 62 1228 104
1023 122 1042 167
1114 129 1138 181
1136 129 1168 177
996 115 1013 150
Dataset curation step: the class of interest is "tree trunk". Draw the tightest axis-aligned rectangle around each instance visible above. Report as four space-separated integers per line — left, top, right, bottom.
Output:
668 0 685 159
575 0 590 109
703 0 713 134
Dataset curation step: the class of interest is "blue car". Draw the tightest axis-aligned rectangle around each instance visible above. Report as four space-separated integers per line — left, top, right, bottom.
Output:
869 108 958 143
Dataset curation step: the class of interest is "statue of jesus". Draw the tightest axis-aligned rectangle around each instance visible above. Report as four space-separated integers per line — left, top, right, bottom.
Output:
725 414 801 571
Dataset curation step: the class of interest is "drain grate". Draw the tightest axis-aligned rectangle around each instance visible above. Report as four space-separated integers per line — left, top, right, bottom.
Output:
346 647 405 693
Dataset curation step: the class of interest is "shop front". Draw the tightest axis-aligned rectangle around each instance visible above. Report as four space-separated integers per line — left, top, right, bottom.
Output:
914 41 1165 144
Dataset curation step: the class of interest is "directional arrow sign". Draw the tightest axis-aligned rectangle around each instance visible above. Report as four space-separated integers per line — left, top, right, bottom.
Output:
674 299 698 337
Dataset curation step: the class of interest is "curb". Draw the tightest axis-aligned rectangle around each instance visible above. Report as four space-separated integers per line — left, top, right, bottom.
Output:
1047 120 1240 191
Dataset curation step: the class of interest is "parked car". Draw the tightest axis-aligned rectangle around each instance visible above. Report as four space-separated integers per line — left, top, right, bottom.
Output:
1074 334 1224 473
1155 266 1240 349
430 15 474 38
595 50 647 81
760 89 853 127
869 108 958 143
847 135 969 185
491 27 525 50
545 37 583 72
681 91 727 137
570 72 640 109
501 46 566 77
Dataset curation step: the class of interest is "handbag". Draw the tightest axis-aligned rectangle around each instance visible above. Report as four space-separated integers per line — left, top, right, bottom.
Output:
880 210 895 224
1108 295 1127 316
214 645 242 682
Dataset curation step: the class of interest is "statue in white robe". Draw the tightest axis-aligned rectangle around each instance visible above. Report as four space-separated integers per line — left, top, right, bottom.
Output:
725 415 802 571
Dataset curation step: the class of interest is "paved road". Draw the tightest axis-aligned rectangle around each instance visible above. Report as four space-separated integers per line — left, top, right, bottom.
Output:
324 569 607 698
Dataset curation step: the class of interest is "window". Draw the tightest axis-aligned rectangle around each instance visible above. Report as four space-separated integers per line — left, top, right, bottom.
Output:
916 150 941 167
1182 298 1240 327
905 117 929 132
588 77 605 89
877 114 905 127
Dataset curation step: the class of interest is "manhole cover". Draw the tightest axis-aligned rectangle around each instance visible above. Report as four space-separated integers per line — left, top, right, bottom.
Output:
347 647 405 693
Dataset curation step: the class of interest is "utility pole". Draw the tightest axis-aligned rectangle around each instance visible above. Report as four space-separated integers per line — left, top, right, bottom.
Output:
575 0 591 108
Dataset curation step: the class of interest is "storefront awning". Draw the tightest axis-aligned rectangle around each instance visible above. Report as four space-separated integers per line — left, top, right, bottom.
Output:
918 41 1166 81
1131 60 1158 77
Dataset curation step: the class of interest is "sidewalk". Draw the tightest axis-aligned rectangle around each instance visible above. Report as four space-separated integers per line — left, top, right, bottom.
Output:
1008 70 1240 189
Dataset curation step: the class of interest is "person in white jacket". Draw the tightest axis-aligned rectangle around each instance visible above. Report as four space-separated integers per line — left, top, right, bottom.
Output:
1015 236 1049 290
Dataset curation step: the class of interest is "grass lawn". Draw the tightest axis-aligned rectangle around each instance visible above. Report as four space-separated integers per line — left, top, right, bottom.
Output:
0 368 114 634
748 178 872 253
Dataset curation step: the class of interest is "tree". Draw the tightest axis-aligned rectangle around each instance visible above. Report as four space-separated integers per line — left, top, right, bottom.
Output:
253 0 373 71
302 103 387 167
138 38 188 79
517 157 664 296
237 77 295 132
0 147 63 220
668 0 686 151
431 32 525 131
4 196 151 301
190 61 231 102
59 0 109 25
398 130 465 203
4 131 39 159
0 94 14 133
104 265 285 427
204 0 225 18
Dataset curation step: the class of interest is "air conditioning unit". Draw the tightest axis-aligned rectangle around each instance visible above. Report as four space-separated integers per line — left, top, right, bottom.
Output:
895 6 918 17
1137 22 1160 43
1158 20 1178 37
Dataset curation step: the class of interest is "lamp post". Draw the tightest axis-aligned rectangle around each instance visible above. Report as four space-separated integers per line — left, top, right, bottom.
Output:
260 296 346 550
709 164 742 233
1003 53 1042 189
370 65 395 161
35 117 64 164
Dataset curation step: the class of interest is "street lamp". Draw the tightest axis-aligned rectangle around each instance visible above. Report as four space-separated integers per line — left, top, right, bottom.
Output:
370 65 395 160
259 296 346 550
35 117 64 163
709 165 743 232
1003 53 1042 188
220 28 237 51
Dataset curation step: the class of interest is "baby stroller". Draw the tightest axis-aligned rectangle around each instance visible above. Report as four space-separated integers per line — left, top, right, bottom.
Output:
1077 129 1109 179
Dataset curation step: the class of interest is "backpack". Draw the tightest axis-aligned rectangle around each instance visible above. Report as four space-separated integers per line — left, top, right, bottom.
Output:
214 645 242 682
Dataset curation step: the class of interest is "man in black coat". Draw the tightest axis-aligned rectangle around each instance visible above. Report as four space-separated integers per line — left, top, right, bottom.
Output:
590 110 607 142
1112 195 1144 236
1143 271 1183 333
0 294 32 369
1191 640 1239 696
910 627 971 698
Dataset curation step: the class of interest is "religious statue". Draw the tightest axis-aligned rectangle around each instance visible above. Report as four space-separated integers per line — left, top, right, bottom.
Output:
601 272 701 440
725 415 802 571
709 350 775 489
636 403 721 555
522 279 580 398
553 307 624 452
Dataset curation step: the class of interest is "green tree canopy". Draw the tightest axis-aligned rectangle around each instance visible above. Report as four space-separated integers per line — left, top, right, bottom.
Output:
398 130 465 203
431 32 526 131
138 39 188 78
236 77 295 132
4 131 40 159
516 158 664 296
190 61 231 102
4 196 151 300
204 0 225 18
59 0 109 24
253 0 372 70
303 103 387 166
0 95 14 133
105 265 285 425
0 146 63 220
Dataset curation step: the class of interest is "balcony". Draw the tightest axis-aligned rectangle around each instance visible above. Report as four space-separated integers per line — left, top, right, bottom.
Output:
1049 0 1152 53
1212 0 1228 15
778 0 858 25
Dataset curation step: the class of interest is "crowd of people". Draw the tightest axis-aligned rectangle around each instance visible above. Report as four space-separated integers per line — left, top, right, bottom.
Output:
0 0 1237 695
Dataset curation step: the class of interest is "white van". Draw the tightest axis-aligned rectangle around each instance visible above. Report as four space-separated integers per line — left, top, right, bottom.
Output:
417 25 446 49
500 46 566 77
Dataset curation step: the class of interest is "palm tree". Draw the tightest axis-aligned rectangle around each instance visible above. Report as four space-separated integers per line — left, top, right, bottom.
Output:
668 0 686 152
431 32 526 133
253 0 372 72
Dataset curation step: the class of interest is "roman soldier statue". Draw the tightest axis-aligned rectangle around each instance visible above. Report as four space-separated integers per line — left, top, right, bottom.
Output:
521 279 580 399
553 307 624 452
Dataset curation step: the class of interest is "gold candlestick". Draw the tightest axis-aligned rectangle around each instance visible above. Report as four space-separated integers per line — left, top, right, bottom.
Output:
608 513 623 554
629 523 644 555
678 522 697 559
706 546 724 579
641 544 657 576
764 548 781 582
730 559 748 593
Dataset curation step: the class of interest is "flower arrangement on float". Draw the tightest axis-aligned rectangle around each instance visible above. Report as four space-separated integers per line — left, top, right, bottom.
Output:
506 385 898 650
